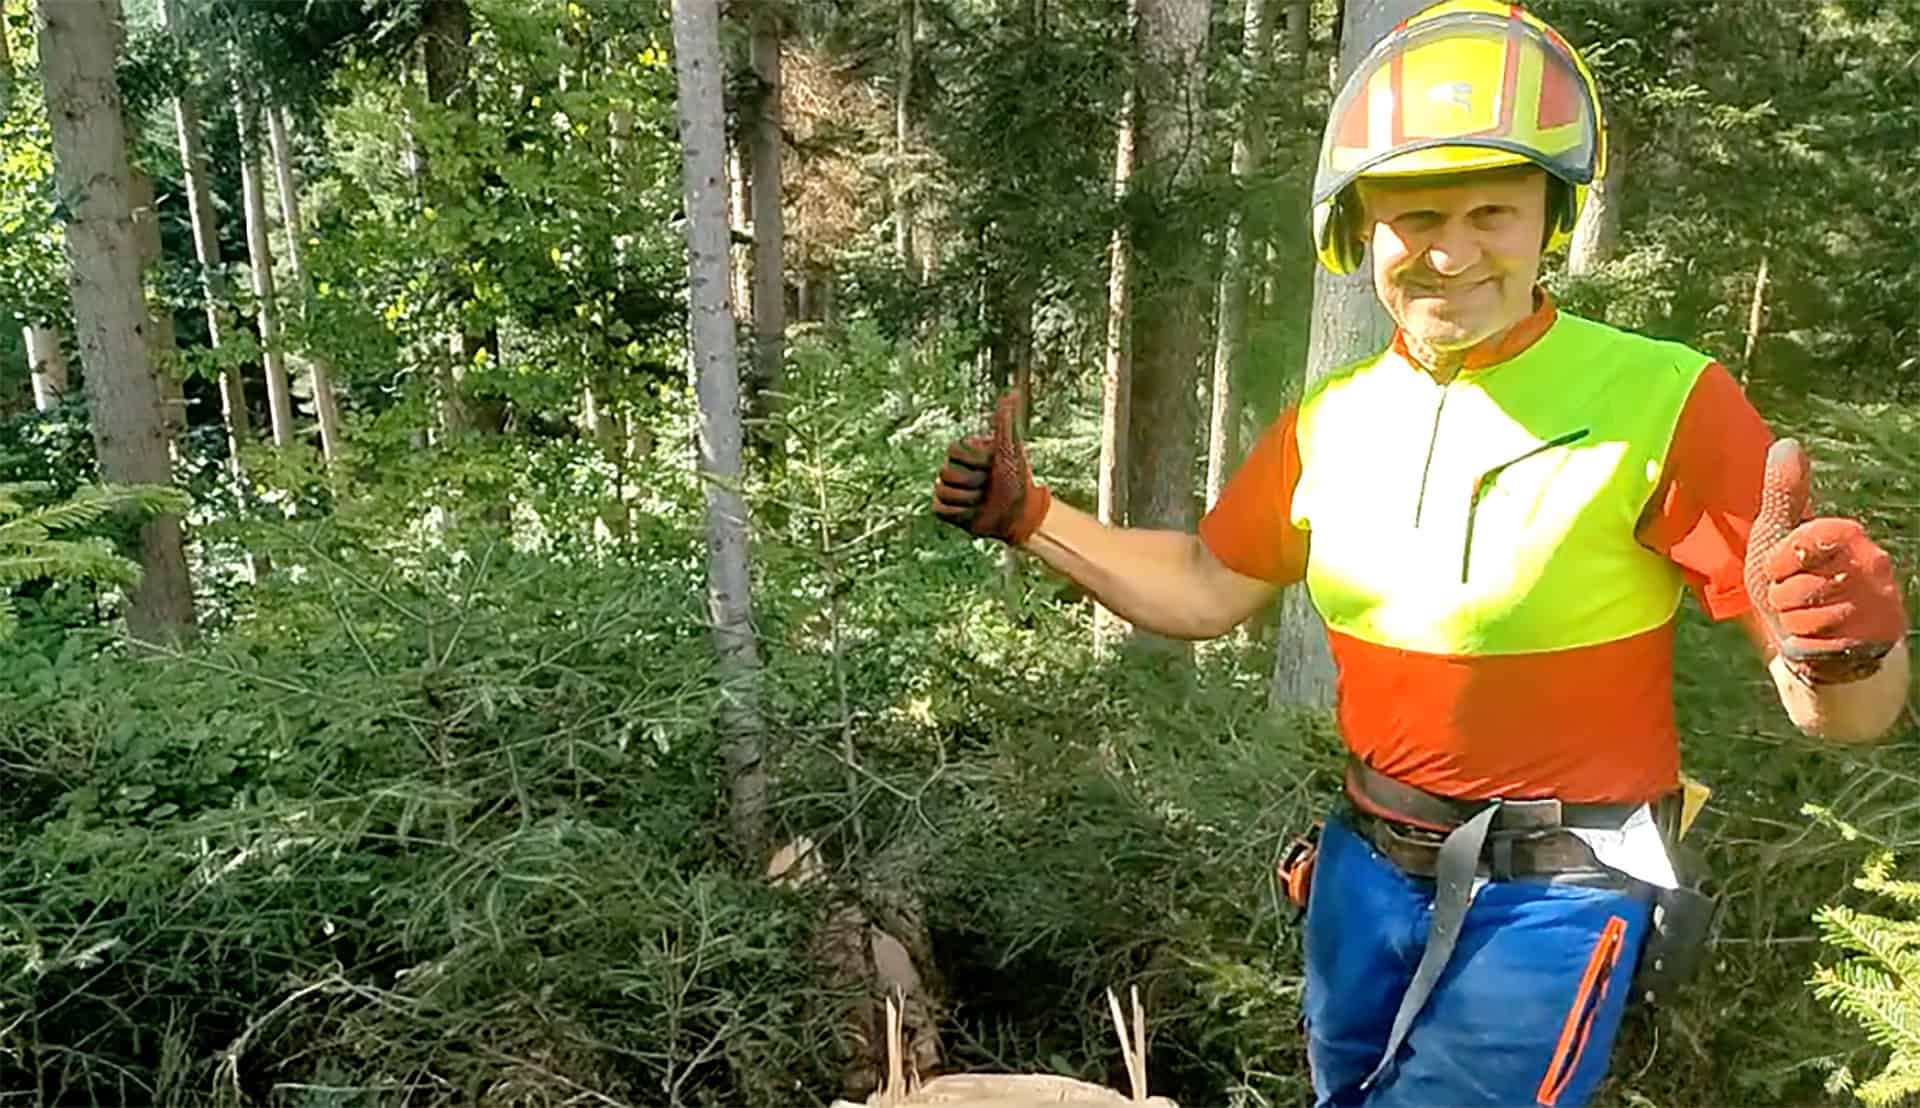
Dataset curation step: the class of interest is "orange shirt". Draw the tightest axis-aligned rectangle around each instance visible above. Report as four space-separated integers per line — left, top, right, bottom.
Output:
1199 299 1773 803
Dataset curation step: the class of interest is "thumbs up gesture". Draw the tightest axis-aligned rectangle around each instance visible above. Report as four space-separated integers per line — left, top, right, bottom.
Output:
1744 439 1908 683
932 389 1052 545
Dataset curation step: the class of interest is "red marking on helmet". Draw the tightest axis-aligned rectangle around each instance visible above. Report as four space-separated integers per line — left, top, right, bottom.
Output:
1536 56 1582 129
1335 90 1370 152
1389 51 1407 146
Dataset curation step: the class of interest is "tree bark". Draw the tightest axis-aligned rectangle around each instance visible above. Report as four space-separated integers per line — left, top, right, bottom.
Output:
892 0 917 273
1206 0 1272 509
25 324 68 412
160 0 249 470
233 88 294 447
1093 0 1139 651
1566 117 1625 277
1268 0 1403 711
671 0 769 866
267 105 343 464
1126 0 1209 536
38 0 194 641
745 0 786 454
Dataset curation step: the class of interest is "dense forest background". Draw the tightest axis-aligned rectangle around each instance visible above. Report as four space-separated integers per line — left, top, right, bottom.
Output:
2 0 1919 1104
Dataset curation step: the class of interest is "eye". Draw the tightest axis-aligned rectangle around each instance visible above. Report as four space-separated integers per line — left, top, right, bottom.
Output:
1471 205 1518 228
1390 210 1444 234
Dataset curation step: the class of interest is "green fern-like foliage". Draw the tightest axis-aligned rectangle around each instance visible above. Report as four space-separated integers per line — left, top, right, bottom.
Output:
0 481 190 639
1815 852 1920 1107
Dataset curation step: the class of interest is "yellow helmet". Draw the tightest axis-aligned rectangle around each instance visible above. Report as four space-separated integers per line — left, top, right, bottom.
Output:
1310 0 1606 274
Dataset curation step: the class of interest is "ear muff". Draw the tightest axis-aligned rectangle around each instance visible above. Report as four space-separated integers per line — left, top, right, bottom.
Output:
1544 176 1576 249
1330 188 1367 274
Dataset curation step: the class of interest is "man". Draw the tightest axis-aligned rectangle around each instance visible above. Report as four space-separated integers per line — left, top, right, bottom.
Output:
931 2 1911 1105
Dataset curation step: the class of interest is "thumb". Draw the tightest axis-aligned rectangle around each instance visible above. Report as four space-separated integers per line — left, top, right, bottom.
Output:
991 388 1026 454
1745 438 1811 621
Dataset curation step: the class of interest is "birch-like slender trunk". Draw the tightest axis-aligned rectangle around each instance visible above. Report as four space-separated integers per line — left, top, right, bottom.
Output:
233 88 294 446
38 0 194 641
267 105 343 463
1093 0 1140 652
1269 0 1404 710
25 325 68 411
160 0 249 470
1206 0 1272 508
671 0 769 866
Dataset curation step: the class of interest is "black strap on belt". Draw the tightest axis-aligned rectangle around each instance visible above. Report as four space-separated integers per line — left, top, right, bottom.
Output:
1362 798 1502 1091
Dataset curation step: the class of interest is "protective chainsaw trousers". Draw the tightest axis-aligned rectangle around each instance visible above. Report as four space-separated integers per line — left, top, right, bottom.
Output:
1302 812 1651 1107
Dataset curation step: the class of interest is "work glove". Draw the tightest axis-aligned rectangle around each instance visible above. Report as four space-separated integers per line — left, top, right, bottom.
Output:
1744 438 1908 683
931 389 1051 545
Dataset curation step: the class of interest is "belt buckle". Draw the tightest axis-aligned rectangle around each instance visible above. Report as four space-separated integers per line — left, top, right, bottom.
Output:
1495 797 1563 831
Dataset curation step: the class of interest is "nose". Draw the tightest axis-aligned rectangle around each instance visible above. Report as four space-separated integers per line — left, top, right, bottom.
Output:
1424 221 1481 277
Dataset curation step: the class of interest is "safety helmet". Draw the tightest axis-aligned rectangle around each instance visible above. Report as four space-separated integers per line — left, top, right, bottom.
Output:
1310 0 1606 274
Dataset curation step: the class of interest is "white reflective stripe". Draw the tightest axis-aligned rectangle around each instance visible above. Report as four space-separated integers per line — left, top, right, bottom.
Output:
1568 805 1679 889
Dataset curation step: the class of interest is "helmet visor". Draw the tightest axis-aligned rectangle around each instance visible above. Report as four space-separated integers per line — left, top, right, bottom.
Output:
1312 9 1600 205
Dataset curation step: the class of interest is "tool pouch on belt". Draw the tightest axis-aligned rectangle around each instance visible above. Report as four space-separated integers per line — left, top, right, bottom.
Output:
1276 823 1322 915
1630 876 1716 1006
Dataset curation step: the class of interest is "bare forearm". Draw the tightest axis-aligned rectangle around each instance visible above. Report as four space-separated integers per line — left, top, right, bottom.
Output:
1020 498 1271 639
1770 638 1912 743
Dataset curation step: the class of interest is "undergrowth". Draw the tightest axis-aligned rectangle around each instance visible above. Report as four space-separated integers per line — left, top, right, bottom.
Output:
0 325 1914 1106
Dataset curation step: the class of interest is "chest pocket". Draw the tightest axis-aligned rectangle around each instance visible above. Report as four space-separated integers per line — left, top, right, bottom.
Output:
1461 427 1590 583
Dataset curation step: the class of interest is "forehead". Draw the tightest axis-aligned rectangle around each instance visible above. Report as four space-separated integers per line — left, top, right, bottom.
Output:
1356 167 1547 212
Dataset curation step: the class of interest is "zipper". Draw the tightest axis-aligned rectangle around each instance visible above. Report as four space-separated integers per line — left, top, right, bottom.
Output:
1412 387 1450 528
1458 427 1591 583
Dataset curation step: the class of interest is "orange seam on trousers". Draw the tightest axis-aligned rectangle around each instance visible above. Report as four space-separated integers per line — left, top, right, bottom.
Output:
1536 915 1627 1106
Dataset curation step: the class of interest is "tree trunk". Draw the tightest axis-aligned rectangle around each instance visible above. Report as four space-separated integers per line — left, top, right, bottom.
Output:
267 105 344 464
671 0 769 866
1093 0 1139 652
129 170 184 442
892 0 916 273
1268 0 1404 711
25 324 68 412
38 0 194 641
745 0 786 455
422 0 500 437
1741 252 1769 387
1121 0 1209 657
233 88 294 447
1127 0 1209 536
1566 117 1625 277
161 0 249 470
1206 0 1271 509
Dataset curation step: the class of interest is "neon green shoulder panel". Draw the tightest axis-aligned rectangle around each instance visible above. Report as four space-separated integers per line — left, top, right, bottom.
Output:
1291 314 1712 656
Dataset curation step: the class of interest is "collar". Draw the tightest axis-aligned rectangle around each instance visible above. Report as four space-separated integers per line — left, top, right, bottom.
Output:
1390 289 1558 375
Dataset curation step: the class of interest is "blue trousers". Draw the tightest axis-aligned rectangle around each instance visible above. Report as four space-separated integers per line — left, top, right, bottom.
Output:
1303 812 1652 1107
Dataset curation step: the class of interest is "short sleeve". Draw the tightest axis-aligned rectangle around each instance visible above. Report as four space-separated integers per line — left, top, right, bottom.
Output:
1198 407 1309 585
1635 362 1774 620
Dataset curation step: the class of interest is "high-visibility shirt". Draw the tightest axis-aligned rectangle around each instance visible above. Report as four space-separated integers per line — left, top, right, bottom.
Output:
1200 294 1773 804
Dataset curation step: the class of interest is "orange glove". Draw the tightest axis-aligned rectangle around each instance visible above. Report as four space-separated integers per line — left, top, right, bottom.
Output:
1744 439 1908 683
931 390 1051 544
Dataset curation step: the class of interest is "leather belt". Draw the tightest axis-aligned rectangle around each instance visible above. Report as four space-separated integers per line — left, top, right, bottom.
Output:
1342 804 1604 879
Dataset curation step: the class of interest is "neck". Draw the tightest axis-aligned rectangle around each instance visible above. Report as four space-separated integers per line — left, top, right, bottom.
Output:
1404 334 1471 385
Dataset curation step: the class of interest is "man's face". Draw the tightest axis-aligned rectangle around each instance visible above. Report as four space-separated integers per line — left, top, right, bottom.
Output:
1356 167 1549 354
